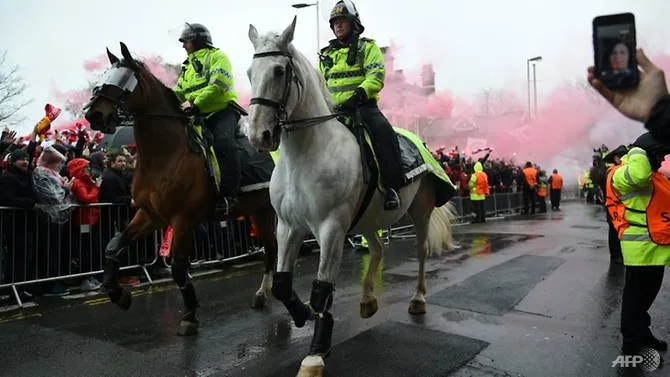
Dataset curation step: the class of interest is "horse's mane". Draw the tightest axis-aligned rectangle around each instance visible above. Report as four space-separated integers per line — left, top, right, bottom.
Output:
131 59 185 117
283 43 335 113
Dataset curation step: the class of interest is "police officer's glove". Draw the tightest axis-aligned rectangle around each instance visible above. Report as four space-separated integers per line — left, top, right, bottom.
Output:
183 105 200 117
336 88 367 113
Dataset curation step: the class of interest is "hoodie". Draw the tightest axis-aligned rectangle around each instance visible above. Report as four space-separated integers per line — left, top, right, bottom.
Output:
468 161 490 201
67 158 100 225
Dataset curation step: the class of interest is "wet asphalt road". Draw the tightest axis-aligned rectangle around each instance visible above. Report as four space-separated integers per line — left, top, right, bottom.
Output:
1 202 669 377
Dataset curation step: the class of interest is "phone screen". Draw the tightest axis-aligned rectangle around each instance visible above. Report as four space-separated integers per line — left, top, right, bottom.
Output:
594 14 638 88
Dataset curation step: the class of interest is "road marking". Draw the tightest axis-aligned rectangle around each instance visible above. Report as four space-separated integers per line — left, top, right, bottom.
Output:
0 312 42 324
2 266 263 315
63 291 104 300
0 301 39 313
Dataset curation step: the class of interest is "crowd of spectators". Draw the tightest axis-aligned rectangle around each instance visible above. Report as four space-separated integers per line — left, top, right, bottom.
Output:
0 124 136 298
432 146 545 197
0 123 260 304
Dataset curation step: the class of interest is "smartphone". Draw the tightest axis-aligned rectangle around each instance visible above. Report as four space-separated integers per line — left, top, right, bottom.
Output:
593 13 639 89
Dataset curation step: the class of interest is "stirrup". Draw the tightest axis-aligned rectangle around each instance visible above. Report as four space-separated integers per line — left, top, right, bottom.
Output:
383 189 400 210
217 196 238 216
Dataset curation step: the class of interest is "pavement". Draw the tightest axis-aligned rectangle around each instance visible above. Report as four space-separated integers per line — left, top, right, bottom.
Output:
0 201 668 377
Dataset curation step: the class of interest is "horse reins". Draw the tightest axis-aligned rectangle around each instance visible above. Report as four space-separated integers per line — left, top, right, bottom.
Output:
250 50 344 132
90 53 344 131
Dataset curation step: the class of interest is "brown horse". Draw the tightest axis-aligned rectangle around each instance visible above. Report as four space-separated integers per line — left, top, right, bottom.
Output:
84 42 277 336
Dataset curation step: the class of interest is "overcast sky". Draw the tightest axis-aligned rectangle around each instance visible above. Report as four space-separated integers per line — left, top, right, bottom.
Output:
1 0 668 133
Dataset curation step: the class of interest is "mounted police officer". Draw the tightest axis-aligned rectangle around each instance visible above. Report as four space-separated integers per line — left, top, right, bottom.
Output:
319 0 404 211
175 22 243 215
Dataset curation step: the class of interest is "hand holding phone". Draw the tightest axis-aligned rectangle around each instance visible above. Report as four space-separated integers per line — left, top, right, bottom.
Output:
588 49 667 122
593 13 639 90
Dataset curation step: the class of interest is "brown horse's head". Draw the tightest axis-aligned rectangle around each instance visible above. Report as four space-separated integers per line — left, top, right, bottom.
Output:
84 42 167 134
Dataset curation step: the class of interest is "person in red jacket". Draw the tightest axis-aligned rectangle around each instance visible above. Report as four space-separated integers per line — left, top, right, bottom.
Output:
67 158 102 291
68 158 101 225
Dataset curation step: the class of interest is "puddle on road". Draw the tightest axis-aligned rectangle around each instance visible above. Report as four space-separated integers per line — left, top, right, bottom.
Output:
382 234 540 280
454 233 539 260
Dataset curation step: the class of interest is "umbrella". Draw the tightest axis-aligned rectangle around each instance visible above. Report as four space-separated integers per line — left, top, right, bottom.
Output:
100 126 135 149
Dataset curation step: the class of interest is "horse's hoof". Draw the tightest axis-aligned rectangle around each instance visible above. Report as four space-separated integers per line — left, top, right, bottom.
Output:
296 355 324 377
296 366 323 377
359 298 378 318
251 293 266 309
114 288 132 311
408 299 426 315
177 320 199 336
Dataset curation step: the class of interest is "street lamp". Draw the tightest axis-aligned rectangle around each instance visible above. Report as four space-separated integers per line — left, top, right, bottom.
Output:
526 56 542 119
292 2 320 60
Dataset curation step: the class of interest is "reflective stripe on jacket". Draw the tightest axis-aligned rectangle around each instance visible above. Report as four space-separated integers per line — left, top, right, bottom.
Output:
318 38 385 105
174 48 238 114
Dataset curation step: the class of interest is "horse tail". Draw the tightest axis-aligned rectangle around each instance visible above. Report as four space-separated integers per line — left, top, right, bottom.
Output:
426 201 459 256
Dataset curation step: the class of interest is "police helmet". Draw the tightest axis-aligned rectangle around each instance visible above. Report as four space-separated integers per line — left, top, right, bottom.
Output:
329 0 364 33
603 144 628 164
179 23 214 48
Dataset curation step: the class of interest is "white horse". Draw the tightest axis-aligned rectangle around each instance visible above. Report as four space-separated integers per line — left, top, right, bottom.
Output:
247 17 458 377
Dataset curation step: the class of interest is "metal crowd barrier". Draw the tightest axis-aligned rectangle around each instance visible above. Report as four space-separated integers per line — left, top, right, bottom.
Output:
0 191 548 307
0 203 262 307
384 191 526 241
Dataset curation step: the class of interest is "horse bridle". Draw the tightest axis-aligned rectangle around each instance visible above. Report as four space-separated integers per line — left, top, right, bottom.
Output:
249 50 343 132
84 64 190 121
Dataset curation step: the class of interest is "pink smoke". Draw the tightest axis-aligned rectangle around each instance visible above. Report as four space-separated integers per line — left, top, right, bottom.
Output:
52 54 180 116
375 42 670 173
83 55 109 72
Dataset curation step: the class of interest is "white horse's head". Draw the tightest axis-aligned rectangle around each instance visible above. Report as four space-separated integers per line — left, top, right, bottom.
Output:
247 17 304 151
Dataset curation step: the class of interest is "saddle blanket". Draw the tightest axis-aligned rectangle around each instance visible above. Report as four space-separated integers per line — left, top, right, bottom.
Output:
187 122 274 194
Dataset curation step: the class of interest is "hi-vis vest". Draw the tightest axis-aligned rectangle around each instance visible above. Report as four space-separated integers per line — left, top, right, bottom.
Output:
523 167 537 188
605 164 670 245
319 38 385 106
537 178 547 197
174 48 238 114
550 173 563 189
474 171 489 196
583 171 593 188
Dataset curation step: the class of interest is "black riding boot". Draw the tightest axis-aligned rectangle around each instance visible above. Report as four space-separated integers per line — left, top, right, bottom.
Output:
360 105 404 211
218 148 240 216
205 107 241 216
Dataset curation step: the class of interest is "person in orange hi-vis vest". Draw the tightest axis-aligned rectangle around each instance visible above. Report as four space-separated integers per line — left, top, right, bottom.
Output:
602 145 628 264
468 161 490 223
548 169 564 210
522 161 538 215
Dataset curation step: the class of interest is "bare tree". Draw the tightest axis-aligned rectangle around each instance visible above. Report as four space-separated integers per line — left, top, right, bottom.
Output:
0 50 31 125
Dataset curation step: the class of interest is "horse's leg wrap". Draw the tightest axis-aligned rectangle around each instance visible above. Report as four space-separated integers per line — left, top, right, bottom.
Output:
172 256 199 313
272 272 312 327
102 232 128 297
309 280 334 313
309 311 334 356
